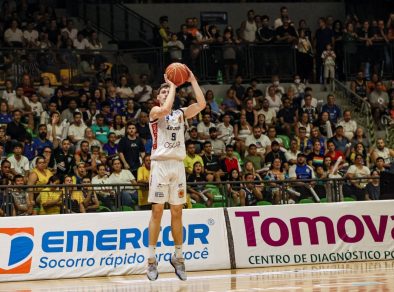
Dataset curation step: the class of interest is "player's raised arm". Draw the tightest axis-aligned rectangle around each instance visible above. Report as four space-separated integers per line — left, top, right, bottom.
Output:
149 75 177 121
183 68 206 119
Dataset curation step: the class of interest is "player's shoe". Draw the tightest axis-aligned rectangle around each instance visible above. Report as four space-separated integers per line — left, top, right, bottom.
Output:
170 254 187 281
147 258 158 281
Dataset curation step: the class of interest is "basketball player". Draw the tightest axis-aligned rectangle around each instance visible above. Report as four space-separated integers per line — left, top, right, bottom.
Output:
147 68 206 281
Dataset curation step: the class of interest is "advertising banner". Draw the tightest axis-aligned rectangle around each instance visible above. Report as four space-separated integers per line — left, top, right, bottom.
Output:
228 201 394 268
0 208 230 281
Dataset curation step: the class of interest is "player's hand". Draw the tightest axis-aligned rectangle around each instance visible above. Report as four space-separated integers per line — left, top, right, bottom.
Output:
185 66 196 83
164 74 177 88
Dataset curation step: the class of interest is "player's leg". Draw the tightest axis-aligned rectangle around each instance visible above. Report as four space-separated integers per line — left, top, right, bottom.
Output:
146 203 164 281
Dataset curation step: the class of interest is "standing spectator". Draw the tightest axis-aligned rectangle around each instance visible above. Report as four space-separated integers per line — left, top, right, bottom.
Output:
321 44 336 89
274 6 291 29
314 17 334 83
369 81 389 128
158 16 170 53
297 30 314 82
240 10 257 43
350 71 369 101
276 18 297 44
222 32 239 83
167 33 184 62
136 112 151 143
137 154 152 209
54 139 75 181
2 80 16 104
118 123 145 177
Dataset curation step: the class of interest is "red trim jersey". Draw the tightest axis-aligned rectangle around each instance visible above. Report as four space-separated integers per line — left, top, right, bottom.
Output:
149 109 186 161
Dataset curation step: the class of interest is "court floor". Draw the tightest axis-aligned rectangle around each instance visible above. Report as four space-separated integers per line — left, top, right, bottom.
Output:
1 260 394 291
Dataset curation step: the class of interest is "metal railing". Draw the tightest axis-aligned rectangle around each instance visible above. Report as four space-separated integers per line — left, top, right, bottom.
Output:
333 78 376 146
0 176 384 217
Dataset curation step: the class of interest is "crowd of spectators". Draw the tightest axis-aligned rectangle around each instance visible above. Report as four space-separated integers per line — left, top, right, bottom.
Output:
0 66 393 216
158 9 394 83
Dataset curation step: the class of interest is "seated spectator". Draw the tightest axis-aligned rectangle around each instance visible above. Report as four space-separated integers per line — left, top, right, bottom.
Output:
0 100 13 126
350 71 369 101
208 127 225 157
365 170 380 200
371 138 394 167
54 139 75 181
116 76 134 99
47 111 67 144
321 94 341 124
265 75 285 97
107 158 138 209
187 161 213 207
239 172 263 206
244 144 263 172
63 175 86 213
277 97 296 136
221 144 241 174
122 100 141 123
295 127 309 154
137 155 151 209
197 113 215 141
328 126 350 156
134 74 153 104
7 110 29 143
81 176 100 213
11 175 32 216
10 86 31 114
73 32 91 49
266 126 283 146
351 127 370 153
2 80 16 105
258 99 277 126
136 112 151 143
184 141 204 175
61 20 78 41
256 114 268 135
8 143 29 177
75 141 96 177
234 114 253 154
243 161 263 182
103 133 118 157
221 88 241 114
314 111 334 138
4 20 23 47
265 85 282 113
245 125 271 158
325 140 345 164
91 114 110 144
290 74 306 99
285 139 300 166
307 139 325 169
68 112 87 144
242 98 258 127
298 94 318 124
217 114 234 145
205 90 221 116
78 128 102 152
295 112 312 138
265 158 288 204
372 157 386 174
92 164 115 211
337 110 357 141
289 153 315 200
349 142 368 167
40 102 58 126
227 169 242 205
39 175 62 215
344 154 370 201
265 141 287 167
23 22 39 48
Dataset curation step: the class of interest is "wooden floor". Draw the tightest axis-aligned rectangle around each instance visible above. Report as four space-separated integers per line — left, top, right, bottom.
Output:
1 261 394 291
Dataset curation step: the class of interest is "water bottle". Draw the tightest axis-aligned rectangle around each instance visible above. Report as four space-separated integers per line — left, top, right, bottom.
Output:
216 70 223 85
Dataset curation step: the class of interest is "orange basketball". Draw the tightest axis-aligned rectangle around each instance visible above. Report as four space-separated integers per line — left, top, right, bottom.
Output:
165 63 189 86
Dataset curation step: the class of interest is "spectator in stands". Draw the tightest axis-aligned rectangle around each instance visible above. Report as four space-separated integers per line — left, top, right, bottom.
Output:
2 80 15 104
4 20 23 47
63 175 86 213
38 175 62 215
276 17 297 44
80 176 100 213
244 144 263 172
314 111 334 138
240 9 257 43
345 154 370 201
222 31 239 83
116 76 134 99
285 139 300 166
289 153 315 200
245 125 271 158
314 17 334 83
349 142 368 166
277 97 296 136
110 114 125 142
54 138 75 181
83 100 100 126
222 144 241 174
57 76 78 108
187 161 213 207
351 127 370 153
371 138 394 167
184 141 204 175
122 100 141 123
294 126 309 154
207 127 225 157
136 112 151 143
372 157 386 174
265 85 282 113
201 141 224 181
134 74 152 104
257 99 276 126
11 174 32 216
337 110 357 140
256 15 275 43
88 31 103 50
67 112 87 144
167 33 184 62
321 94 341 124
61 19 78 41
240 172 263 206
197 113 215 141
265 157 288 204
274 6 291 29
10 86 31 114
47 111 66 144
321 44 336 89
8 142 29 177
91 114 110 145
295 112 312 138
369 81 389 128
307 139 325 169
325 140 345 164
0 100 12 125
118 123 145 177
6 109 29 143
216 114 233 145
23 22 39 48
365 170 380 200
221 88 241 115
290 74 306 99
350 71 369 101
265 140 287 167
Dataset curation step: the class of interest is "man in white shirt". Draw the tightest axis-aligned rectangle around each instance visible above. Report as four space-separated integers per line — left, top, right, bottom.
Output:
208 127 226 156
337 110 357 140
217 114 234 145
73 32 91 49
245 125 271 157
257 99 276 126
8 143 30 177
61 20 78 40
274 6 291 29
4 20 23 46
197 113 215 141
23 22 39 47
68 112 87 144
134 74 153 103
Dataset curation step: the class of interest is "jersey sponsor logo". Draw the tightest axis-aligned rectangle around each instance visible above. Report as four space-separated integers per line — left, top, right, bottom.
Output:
155 192 164 198
151 122 158 150
164 141 181 148
178 189 185 198
166 125 181 131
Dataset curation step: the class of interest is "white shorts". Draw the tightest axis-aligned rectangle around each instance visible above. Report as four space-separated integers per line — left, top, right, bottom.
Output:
148 160 187 205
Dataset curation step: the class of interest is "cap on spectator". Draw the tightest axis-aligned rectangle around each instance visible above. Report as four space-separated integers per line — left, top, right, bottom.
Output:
209 127 217 133
189 126 197 132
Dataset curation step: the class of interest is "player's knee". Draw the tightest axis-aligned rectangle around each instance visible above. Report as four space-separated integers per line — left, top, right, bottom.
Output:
170 206 182 219
151 206 164 221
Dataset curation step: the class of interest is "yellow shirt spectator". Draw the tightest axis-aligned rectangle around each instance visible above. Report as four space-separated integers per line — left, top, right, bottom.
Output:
39 187 62 215
137 165 150 206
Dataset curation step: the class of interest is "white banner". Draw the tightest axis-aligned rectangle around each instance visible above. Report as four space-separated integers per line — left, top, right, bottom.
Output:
228 201 394 268
0 208 230 282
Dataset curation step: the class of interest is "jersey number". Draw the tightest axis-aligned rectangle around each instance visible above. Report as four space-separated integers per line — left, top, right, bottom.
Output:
171 133 176 141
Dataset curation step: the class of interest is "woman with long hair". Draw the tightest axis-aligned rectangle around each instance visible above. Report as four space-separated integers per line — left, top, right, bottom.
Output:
204 90 220 115
110 114 125 142
227 168 242 206
234 114 252 154
187 161 213 207
116 75 134 99
265 158 288 204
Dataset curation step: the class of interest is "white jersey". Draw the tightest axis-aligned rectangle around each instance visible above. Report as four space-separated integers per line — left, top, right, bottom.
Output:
149 109 186 161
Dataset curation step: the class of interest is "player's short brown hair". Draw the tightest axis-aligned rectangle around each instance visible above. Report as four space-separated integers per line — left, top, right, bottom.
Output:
158 83 169 93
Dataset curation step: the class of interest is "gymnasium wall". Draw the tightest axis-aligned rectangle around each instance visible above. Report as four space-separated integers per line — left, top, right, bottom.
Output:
126 2 345 33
